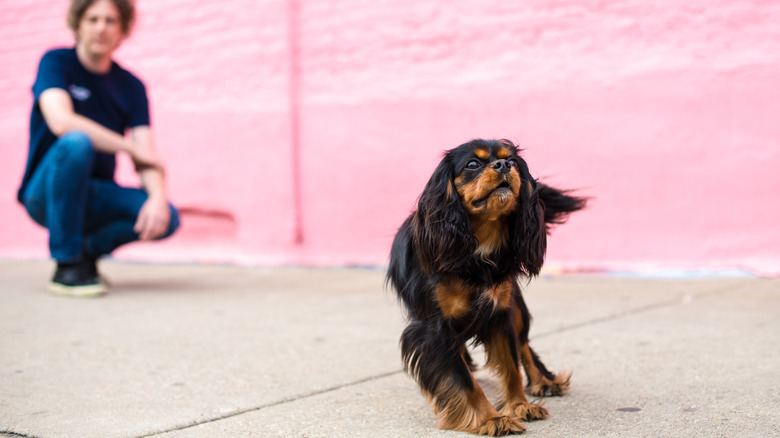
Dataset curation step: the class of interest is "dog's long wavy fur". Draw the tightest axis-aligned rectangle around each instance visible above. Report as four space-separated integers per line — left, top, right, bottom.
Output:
387 139 587 436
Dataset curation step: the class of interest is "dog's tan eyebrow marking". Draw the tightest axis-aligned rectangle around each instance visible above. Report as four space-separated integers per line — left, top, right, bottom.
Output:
474 148 490 160
496 148 510 159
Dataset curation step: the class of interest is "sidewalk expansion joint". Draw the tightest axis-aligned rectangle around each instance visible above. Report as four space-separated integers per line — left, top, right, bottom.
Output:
0 431 42 438
533 285 735 339
139 369 403 437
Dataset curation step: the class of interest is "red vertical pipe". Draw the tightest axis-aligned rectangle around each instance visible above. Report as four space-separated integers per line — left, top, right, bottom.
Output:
287 0 303 244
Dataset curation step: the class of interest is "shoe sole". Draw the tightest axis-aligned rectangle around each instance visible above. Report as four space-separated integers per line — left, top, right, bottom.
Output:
49 282 108 298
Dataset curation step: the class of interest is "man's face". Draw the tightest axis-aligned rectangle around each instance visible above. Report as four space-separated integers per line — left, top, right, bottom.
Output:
76 0 125 58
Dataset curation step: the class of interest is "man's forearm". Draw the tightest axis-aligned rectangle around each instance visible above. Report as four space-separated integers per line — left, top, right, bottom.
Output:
61 113 134 155
40 88 133 155
139 166 167 200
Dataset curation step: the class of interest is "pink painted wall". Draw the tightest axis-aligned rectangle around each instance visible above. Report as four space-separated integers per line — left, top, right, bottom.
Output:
2 0 779 275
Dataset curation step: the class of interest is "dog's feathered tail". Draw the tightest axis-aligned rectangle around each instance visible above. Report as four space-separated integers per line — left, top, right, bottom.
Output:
537 183 588 231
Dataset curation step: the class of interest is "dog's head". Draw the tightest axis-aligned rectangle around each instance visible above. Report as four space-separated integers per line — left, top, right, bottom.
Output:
413 139 546 276
451 139 531 221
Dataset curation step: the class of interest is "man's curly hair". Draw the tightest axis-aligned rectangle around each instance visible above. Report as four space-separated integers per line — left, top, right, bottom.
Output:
67 0 136 36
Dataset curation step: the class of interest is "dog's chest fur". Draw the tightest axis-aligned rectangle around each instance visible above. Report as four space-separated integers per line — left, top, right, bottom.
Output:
434 279 514 320
471 217 510 259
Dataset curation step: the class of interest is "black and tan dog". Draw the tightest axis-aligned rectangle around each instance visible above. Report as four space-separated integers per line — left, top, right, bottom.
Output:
387 139 586 435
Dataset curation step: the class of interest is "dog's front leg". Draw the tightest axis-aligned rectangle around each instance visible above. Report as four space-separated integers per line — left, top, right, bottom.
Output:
485 324 550 422
401 320 525 436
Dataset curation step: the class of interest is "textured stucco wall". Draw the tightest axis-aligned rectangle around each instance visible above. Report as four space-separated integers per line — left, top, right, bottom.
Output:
2 0 779 274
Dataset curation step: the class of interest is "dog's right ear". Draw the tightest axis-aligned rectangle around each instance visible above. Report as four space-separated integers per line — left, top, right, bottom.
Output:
412 155 475 273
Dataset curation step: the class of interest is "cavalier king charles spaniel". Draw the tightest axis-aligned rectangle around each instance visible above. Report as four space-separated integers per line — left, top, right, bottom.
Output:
387 139 587 436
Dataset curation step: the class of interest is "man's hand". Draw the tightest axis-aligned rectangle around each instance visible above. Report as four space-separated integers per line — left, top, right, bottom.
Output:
134 196 171 241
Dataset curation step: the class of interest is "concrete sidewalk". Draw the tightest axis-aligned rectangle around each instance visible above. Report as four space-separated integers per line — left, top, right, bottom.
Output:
0 260 778 438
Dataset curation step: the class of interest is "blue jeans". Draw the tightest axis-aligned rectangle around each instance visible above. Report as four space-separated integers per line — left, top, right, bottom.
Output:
21 131 180 263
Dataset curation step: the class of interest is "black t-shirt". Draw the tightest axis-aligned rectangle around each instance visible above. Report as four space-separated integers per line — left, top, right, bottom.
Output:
18 47 150 202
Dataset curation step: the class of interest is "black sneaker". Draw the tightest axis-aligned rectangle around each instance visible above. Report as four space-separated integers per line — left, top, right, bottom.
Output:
83 254 111 288
49 260 108 297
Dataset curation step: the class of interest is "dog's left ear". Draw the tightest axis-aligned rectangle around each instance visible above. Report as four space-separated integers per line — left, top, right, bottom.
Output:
510 166 547 276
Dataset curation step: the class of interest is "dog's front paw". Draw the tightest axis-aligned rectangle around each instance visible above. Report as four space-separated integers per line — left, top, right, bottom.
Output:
527 370 572 397
499 400 549 422
474 415 526 436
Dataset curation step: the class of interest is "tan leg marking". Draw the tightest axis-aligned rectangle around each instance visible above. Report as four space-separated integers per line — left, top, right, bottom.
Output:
485 332 549 422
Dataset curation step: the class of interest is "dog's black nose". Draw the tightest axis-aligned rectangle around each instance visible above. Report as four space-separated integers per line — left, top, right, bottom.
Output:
492 160 512 174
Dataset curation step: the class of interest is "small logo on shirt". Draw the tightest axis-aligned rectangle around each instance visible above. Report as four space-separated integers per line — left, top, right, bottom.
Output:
68 84 91 101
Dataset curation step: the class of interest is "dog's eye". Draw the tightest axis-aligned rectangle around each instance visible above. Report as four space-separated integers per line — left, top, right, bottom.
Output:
466 160 481 170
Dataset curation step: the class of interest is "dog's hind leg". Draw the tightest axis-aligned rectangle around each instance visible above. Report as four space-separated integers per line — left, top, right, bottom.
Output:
519 344 572 397
463 346 479 371
401 320 525 436
511 290 571 397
